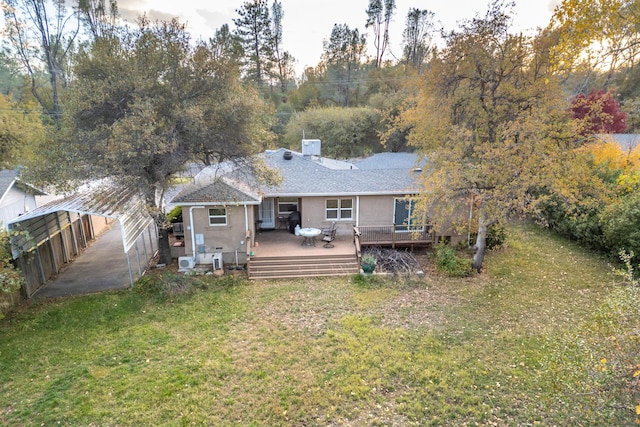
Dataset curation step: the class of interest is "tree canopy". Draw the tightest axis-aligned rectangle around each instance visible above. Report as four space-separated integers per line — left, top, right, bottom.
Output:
570 89 627 136
393 1 575 270
25 17 273 263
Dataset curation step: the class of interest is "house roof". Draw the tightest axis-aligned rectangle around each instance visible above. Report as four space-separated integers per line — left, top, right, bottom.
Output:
171 175 262 205
8 184 152 254
261 152 418 196
351 152 424 170
171 149 423 205
0 169 45 203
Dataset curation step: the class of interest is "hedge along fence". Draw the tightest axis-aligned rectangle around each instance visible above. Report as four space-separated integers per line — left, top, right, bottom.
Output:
0 288 22 319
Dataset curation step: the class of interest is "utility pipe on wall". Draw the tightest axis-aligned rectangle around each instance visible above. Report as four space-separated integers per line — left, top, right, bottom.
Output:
189 206 205 261
244 204 249 234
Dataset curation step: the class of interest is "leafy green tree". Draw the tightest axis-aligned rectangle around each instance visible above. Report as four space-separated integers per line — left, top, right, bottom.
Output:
402 8 436 72
284 107 383 158
0 94 43 168
395 1 575 271
2 0 80 122
287 67 322 110
76 0 119 38
365 0 396 68
0 52 27 99
233 0 274 86
366 65 413 152
321 24 368 107
30 18 273 264
270 0 295 94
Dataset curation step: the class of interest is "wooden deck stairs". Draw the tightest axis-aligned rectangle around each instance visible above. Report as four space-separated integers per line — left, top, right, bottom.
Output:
248 253 359 279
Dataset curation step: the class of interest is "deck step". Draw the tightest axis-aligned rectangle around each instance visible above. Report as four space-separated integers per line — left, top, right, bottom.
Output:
248 254 359 279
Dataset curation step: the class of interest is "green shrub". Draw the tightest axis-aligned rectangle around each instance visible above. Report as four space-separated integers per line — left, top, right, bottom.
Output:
166 206 183 223
435 244 473 277
351 273 384 289
134 272 194 301
537 195 608 252
601 192 640 259
486 223 507 249
361 254 376 266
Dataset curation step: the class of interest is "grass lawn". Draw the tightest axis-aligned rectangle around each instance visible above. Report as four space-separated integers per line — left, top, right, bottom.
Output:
1 225 639 426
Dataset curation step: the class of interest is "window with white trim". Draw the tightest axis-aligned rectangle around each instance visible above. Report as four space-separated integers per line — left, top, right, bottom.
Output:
277 197 298 214
208 207 227 226
325 198 353 220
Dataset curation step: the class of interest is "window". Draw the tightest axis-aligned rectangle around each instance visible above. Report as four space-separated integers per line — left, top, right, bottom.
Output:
326 198 353 220
394 198 421 231
277 197 298 215
208 207 227 226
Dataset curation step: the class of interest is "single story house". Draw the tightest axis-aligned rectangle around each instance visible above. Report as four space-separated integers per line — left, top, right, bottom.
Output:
0 169 45 229
171 142 460 277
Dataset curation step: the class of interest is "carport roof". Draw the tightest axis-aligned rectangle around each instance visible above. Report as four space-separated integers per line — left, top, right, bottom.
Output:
8 184 153 253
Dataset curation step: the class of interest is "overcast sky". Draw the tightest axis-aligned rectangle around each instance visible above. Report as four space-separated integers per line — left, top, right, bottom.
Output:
115 0 560 76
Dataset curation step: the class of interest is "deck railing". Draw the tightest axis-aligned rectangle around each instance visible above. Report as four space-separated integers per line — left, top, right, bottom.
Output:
353 228 362 264
354 225 435 248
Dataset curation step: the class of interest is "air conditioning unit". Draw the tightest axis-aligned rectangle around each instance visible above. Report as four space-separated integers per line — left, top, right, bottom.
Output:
212 252 223 270
178 256 195 271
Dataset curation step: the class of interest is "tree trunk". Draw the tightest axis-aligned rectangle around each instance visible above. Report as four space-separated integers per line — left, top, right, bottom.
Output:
472 209 495 272
471 222 488 272
157 226 172 266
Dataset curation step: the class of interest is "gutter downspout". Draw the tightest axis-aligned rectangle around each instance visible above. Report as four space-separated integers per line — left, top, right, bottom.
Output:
189 206 205 262
356 196 360 227
244 204 249 234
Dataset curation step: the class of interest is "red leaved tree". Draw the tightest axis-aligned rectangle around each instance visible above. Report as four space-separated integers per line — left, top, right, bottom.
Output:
570 89 627 137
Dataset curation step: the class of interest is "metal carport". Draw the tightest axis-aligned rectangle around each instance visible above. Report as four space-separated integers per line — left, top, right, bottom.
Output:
7 185 157 298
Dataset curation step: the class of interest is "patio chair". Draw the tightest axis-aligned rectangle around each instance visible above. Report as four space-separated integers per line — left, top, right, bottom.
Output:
321 221 336 237
322 222 337 248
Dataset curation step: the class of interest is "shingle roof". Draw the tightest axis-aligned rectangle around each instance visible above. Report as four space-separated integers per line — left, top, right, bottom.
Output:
0 169 45 202
351 152 425 170
171 176 262 205
0 170 17 198
170 149 423 204
260 149 420 196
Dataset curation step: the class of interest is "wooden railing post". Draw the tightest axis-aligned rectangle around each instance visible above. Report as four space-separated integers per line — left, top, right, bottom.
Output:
353 227 362 263
392 225 396 249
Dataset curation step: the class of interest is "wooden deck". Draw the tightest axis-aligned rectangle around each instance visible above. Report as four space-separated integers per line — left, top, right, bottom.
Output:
250 229 356 258
248 229 359 279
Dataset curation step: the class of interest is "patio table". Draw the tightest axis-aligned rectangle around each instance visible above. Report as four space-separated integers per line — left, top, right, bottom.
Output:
299 227 322 246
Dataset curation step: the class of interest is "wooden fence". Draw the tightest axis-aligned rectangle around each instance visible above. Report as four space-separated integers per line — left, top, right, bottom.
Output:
15 214 109 298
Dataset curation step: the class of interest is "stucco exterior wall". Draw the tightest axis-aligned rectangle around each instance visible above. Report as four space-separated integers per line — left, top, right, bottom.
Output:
293 195 403 236
295 197 351 236
357 195 396 226
182 205 253 265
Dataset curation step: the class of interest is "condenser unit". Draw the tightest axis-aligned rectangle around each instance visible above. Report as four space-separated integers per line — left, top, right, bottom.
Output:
178 256 195 272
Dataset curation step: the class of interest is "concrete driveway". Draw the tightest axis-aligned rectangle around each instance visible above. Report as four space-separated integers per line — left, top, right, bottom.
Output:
34 221 133 299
